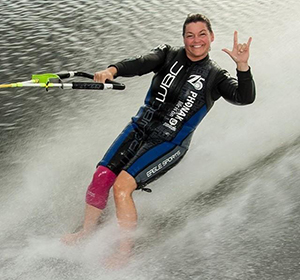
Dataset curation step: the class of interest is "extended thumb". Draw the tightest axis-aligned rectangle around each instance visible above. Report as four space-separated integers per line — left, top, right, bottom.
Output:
222 48 230 54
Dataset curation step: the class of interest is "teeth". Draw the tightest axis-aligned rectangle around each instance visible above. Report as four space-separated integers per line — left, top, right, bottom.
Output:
193 45 203 48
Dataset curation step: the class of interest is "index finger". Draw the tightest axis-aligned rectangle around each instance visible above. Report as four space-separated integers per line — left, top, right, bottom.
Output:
233 31 238 48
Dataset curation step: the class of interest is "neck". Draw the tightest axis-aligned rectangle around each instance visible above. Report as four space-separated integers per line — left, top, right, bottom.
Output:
186 53 209 62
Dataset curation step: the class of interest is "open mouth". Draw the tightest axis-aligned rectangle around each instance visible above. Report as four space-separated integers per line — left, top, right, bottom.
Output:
192 45 203 49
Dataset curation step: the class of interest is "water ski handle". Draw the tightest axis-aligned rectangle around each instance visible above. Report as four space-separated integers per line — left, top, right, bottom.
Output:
56 71 125 90
72 82 125 90
56 71 94 80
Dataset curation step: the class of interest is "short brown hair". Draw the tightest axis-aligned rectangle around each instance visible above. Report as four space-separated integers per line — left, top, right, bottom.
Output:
182 14 213 36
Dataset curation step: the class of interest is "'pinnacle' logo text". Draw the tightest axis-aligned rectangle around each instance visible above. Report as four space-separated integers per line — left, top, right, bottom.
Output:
163 90 198 131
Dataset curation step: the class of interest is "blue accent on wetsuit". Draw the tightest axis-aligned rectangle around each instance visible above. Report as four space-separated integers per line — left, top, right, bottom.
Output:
172 105 208 145
126 141 176 177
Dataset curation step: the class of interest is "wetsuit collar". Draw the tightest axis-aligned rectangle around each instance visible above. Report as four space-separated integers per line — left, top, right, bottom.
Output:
184 50 210 66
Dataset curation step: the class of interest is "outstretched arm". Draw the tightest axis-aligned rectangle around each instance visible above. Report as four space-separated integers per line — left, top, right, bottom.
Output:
222 31 252 71
94 44 170 83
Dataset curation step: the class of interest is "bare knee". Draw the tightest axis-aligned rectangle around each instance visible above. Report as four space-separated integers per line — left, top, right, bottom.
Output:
113 171 137 200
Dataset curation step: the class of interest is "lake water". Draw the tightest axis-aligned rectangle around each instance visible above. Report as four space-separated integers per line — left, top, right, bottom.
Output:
1 0 300 279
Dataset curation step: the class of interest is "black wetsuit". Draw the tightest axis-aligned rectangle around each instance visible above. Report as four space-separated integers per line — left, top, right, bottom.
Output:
99 44 256 188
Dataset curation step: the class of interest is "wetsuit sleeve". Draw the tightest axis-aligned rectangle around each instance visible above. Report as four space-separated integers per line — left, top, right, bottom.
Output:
214 68 256 105
108 44 170 77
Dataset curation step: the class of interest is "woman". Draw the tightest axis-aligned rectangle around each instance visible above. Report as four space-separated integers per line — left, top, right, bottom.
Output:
62 14 255 258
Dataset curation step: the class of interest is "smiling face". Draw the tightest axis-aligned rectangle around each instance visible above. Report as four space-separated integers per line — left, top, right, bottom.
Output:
183 21 214 62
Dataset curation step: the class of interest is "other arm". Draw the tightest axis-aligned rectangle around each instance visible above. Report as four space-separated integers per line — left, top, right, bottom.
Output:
215 31 255 105
94 45 169 83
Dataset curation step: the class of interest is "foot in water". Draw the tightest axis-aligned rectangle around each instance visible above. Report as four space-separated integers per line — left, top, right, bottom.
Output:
60 229 90 245
104 238 134 269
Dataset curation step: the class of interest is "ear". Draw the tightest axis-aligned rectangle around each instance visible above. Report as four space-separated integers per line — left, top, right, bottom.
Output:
211 32 215 42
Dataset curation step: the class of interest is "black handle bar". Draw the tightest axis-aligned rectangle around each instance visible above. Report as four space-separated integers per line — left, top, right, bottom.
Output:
55 71 125 90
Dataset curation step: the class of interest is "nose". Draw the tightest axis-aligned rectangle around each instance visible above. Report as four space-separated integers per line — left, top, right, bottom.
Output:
193 35 201 43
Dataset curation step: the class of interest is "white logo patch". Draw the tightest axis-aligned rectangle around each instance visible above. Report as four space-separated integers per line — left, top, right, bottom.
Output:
187 75 205 90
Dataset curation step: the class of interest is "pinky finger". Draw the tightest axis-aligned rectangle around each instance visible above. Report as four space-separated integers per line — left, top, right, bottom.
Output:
247 37 253 47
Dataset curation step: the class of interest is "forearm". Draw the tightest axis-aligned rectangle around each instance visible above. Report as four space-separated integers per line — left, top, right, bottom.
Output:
236 68 256 104
109 45 169 77
94 50 164 82
218 68 256 105
111 54 164 77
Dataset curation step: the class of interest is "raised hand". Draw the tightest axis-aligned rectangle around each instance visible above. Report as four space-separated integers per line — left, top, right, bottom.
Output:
222 31 252 71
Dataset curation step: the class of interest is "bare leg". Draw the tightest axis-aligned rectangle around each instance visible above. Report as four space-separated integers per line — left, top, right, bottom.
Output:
105 171 137 268
114 171 138 231
61 165 116 245
61 203 102 245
